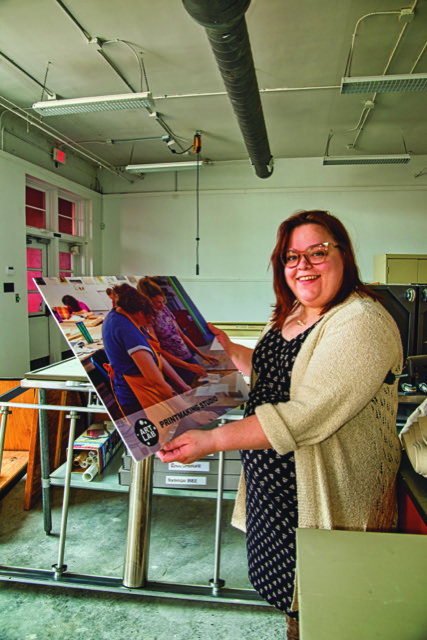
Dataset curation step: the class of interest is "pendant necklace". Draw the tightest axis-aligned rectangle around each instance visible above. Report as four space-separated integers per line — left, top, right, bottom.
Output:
296 319 306 326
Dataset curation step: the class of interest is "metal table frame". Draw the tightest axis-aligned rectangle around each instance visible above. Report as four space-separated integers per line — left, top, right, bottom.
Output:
0 371 266 606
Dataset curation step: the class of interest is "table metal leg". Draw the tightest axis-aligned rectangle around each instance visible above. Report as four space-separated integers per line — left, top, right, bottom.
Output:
210 448 226 594
0 406 12 474
38 389 52 535
122 456 154 588
53 410 80 578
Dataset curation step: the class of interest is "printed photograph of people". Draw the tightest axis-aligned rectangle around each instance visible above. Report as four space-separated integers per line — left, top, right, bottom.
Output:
34 275 249 461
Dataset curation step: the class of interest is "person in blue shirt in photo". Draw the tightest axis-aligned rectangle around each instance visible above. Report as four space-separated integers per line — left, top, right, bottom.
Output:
102 284 191 415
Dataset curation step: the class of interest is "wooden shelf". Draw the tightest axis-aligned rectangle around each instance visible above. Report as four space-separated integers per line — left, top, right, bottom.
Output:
0 450 29 495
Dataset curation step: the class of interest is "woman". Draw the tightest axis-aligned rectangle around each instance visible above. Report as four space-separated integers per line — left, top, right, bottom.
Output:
137 277 218 384
105 287 118 308
158 210 403 639
62 294 91 317
102 284 191 416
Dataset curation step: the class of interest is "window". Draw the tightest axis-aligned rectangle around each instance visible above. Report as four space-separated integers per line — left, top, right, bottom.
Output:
26 243 46 314
58 197 84 236
58 196 85 237
26 186 46 229
58 197 74 234
59 247 73 279
25 177 91 315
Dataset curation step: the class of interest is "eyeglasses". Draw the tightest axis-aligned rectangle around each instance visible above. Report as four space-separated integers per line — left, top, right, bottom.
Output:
281 242 340 268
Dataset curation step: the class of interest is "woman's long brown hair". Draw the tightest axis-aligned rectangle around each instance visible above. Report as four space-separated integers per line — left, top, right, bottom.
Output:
270 210 381 331
137 277 165 301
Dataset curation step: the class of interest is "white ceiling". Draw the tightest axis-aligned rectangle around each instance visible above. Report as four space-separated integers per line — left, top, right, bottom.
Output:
0 0 426 175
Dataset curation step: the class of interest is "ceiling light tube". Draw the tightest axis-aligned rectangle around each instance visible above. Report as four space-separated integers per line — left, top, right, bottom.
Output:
341 73 427 94
323 154 410 166
125 161 204 173
32 92 155 116
109 135 169 144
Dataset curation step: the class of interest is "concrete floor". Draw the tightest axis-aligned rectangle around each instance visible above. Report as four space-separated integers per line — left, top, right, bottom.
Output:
0 473 285 640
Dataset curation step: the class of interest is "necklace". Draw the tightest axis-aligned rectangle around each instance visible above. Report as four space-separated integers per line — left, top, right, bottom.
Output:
296 319 305 326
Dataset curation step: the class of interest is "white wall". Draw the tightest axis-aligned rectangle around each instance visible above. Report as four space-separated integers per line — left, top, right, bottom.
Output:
0 150 103 377
2 150 425 377
102 156 427 323
0 156 30 376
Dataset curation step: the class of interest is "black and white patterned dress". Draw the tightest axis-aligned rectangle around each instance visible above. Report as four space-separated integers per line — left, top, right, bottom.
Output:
241 325 316 615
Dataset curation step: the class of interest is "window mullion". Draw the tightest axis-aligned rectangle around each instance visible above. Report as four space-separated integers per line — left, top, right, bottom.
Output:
47 189 58 232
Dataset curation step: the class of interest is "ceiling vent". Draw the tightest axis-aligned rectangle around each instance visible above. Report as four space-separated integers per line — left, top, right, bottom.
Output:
182 0 273 179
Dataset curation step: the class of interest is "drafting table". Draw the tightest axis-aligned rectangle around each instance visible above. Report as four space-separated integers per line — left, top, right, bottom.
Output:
0 358 264 606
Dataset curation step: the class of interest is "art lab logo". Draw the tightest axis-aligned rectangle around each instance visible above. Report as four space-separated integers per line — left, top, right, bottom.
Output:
134 418 159 447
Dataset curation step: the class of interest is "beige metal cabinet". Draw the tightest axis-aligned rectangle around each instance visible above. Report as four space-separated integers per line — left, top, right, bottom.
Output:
374 254 427 284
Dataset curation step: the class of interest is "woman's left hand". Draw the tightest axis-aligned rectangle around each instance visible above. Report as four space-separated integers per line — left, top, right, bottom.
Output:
203 354 219 365
157 429 215 464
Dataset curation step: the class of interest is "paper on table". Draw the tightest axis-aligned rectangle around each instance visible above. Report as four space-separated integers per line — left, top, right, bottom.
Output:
194 384 230 396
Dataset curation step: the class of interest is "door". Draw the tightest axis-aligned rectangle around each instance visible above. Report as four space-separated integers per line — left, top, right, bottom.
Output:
26 236 50 368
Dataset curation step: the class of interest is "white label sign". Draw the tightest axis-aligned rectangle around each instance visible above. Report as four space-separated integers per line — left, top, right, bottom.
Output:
165 476 207 486
168 461 210 472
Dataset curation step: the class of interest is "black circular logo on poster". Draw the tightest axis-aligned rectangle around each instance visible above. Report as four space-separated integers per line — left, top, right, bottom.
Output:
134 418 159 447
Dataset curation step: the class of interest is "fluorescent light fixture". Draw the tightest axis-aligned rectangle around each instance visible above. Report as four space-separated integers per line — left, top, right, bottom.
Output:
341 73 427 94
323 154 411 166
125 161 203 173
32 92 155 116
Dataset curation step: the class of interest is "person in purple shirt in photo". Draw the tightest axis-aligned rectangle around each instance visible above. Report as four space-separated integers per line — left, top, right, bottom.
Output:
137 277 218 385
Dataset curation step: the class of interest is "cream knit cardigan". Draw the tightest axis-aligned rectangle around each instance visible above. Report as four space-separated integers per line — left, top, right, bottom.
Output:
232 293 403 534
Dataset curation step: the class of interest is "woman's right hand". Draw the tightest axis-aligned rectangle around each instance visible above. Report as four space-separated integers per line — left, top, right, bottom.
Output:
157 429 215 464
207 322 231 352
207 322 253 377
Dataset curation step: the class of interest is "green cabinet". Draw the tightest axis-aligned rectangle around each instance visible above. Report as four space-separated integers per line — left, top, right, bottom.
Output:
374 254 427 284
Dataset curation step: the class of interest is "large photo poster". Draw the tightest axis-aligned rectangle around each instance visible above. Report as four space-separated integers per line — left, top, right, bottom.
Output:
34 275 249 461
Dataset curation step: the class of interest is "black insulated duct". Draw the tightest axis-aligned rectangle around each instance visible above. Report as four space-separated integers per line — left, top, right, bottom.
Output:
182 0 274 179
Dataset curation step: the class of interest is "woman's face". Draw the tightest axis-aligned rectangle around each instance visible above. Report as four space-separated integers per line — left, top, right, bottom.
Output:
151 295 166 312
284 223 344 311
136 311 149 326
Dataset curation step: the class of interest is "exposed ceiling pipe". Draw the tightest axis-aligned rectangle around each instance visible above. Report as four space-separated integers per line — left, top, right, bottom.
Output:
182 0 273 179
0 96 132 181
344 0 419 150
153 84 340 101
54 0 188 154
